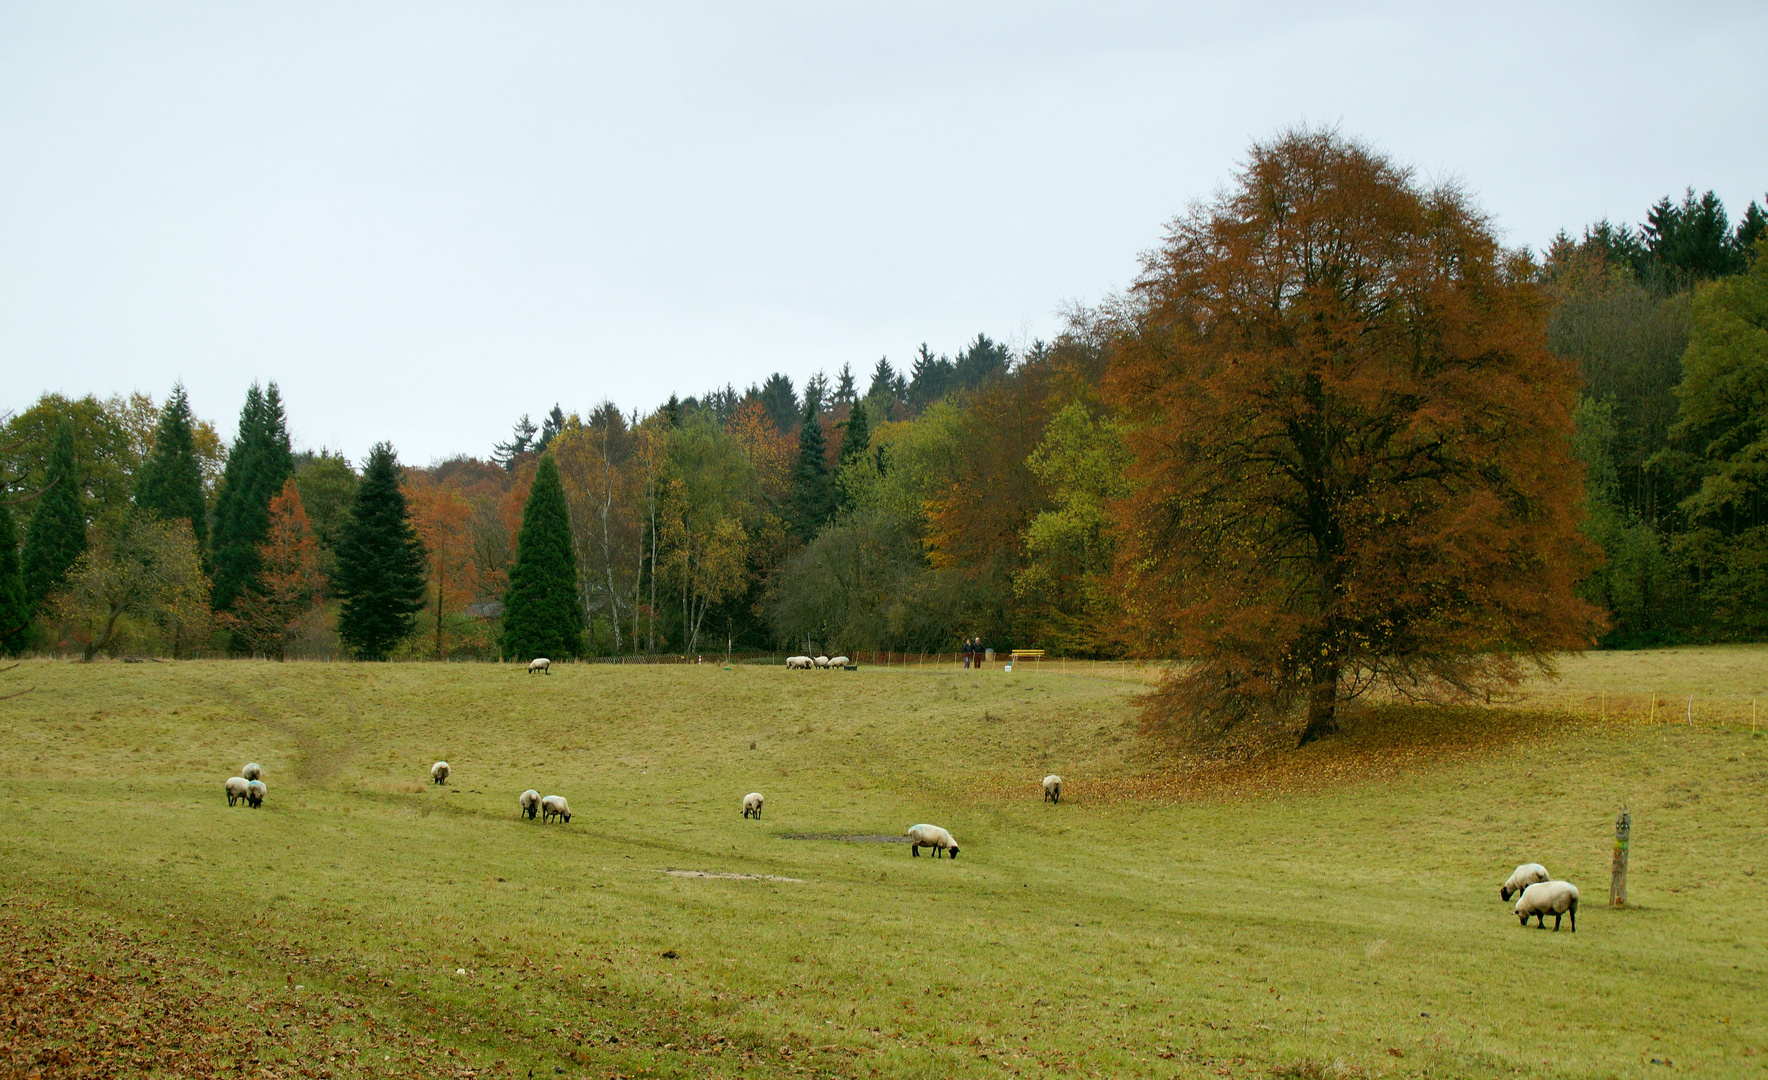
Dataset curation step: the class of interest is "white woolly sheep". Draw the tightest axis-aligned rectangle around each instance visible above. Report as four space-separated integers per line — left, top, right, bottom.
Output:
528 657 551 675
541 794 572 824
1515 880 1579 932
245 779 266 809
225 776 250 807
1043 775 1062 804
242 762 262 781
431 761 451 785
785 655 813 670
742 792 764 818
1500 862 1550 902
519 789 541 820
813 655 831 668
828 656 851 668
906 823 959 859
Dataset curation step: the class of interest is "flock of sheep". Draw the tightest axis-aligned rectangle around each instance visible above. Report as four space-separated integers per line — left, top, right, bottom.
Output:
223 762 266 808
217 660 1581 932
785 654 851 670
1500 862 1580 931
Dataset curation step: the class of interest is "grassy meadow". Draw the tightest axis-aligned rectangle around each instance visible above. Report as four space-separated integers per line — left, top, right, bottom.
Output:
1 649 1765 1079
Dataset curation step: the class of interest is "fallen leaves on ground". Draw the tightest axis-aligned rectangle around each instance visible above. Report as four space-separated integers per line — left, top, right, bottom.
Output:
982 704 1655 805
0 902 469 1079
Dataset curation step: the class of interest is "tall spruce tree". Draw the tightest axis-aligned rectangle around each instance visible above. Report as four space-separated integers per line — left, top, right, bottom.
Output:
500 453 584 661
211 383 294 611
21 419 85 612
788 389 834 540
0 501 29 653
334 443 427 660
833 402 870 512
133 383 209 561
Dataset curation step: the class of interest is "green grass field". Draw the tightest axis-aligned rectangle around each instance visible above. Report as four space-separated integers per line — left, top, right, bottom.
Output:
1 650 1765 1079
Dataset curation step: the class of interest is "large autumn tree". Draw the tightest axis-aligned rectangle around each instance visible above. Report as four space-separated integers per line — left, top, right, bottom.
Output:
1107 129 1601 745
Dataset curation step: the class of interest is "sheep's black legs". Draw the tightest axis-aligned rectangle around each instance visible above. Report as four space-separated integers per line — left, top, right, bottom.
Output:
911 845 919 857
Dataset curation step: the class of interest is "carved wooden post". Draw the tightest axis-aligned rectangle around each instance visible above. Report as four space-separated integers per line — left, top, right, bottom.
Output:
1611 808 1631 908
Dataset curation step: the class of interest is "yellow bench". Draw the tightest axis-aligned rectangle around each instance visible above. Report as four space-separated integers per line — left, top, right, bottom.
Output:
1009 649 1045 663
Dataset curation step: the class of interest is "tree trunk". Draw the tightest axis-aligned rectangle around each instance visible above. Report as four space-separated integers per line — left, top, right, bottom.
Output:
84 603 126 662
1298 660 1341 745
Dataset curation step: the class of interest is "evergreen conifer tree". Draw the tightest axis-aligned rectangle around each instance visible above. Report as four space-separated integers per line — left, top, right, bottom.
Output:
133 383 209 561
833 402 870 513
788 389 834 540
21 419 85 611
500 453 584 661
0 501 29 653
334 443 428 660
211 383 294 611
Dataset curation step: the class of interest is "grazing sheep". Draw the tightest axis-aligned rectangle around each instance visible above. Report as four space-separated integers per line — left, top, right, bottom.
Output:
245 779 266 809
431 761 450 785
1515 880 1579 932
785 655 813 670
813 655 831 668
1042 775 1062 804
906 823 959 859
1500 863 1551 902
225 776 250 807
519 789 541 820
742 792 764 818
541 795 572 824
528 657 551 675
242 762 262 781
828 656 851 668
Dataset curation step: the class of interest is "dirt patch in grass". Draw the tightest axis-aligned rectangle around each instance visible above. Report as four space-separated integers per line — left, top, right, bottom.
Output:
653 869 808 882
0 900 464 1079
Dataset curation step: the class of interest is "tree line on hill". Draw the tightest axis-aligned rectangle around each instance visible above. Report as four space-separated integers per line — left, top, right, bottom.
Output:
1 131 1763 741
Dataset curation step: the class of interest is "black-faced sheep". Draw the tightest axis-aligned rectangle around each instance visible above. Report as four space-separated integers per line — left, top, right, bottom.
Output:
225 776 249 807
785 655 813 670
242 762 262 781
907 823 958 859
528 657 551 675
828 655 851 668
431 761 450 785
1042 775 1062 803
1515 880 1579 932
742 792 764 818
813 655 830 668
1500 862 1550 902
519 789 541 820
541 795 572 823
245 779 266 809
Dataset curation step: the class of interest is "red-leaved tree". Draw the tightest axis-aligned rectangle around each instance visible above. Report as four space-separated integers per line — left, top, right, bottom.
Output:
218 478 325 659
1105 129 1603 744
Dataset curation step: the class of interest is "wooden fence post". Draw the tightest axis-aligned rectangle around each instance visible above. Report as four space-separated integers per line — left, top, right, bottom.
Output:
1610 808 1630 908
1687 694 1694 726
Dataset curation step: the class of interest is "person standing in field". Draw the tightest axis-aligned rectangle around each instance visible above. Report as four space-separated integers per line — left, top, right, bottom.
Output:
962 637 974 669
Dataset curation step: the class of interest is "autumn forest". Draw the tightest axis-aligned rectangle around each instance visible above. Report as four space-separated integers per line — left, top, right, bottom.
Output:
4 131 1766 739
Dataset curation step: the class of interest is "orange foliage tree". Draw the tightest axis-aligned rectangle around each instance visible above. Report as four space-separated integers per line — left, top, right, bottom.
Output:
404 473 480 658
217 478 325 659
1105 129 1602 745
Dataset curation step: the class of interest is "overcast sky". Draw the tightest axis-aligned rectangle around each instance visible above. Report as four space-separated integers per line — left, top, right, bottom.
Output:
2 2 1763 465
